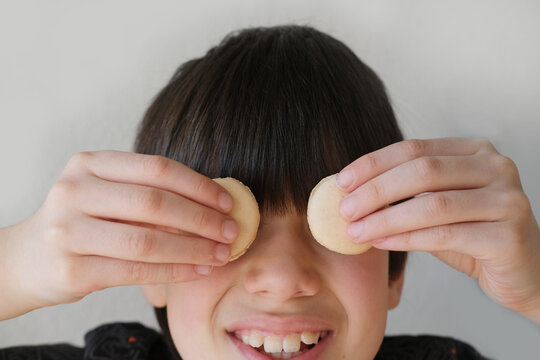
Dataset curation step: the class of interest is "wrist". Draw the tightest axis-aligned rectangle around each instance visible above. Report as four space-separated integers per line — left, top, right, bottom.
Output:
0 222 44 320
517 295 540 326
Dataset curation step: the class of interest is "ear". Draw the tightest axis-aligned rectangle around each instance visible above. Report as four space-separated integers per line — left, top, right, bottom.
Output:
140 284 167 308
387 270 405 310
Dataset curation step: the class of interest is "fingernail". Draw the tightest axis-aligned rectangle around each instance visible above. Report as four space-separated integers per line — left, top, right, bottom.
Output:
339 196 356 220
337 169 353 190
218 192 233 212
348 221 364 240
222 219 238 242
215 243 231 262
195 265 213 275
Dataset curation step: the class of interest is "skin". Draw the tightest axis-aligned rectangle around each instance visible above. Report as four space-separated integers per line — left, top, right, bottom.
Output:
143 213 404 360
0 150 238 319
337 138 540 323
0 137 538 355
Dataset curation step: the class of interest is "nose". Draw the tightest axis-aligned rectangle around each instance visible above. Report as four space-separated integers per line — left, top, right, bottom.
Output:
243 219 321 302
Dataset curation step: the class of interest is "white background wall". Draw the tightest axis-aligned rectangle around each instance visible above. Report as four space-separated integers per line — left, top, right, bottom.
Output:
1 0 539 358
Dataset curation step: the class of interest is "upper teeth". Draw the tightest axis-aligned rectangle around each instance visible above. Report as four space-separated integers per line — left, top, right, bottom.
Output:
238 330 327 353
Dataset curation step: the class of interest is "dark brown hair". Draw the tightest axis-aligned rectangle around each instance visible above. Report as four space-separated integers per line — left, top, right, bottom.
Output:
133 25 407 359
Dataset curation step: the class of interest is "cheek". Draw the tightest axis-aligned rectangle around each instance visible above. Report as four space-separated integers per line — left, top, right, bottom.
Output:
165 267 234 357
330 249 389 306
324 249 389 352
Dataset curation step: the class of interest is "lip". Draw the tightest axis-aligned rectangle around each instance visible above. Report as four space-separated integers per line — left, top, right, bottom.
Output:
226 315 334 360
226 315 334 334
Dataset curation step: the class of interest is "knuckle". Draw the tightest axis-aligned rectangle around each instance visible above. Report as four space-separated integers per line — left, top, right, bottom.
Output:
194 210 211 229
194 177 212 197
513 192 532 214
435 225 454 243
365 181 385 201
399 231 413 248
127 262 150 282
501 191 531 218
48 178 79 204
142 155 170 179
135 188 164 214
402 139 426 160
426 194 451 217
364 153 378 172
477 139 497 153
165 264 183 282
413 156 441 180
126 230 155 257
494 155 518 174
67 152 93 170
44 220 70 247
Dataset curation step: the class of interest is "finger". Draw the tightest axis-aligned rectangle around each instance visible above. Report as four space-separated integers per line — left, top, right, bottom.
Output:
67 150 233 213
347 189 508 243
78 256 214 289
77 176 237 244
67 216 231 265
340 154 497 222
336 138 494 192
369 221 506 258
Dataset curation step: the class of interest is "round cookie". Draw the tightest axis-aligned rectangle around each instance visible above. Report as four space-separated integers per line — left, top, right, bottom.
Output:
213 177 260 261
307 174 372 255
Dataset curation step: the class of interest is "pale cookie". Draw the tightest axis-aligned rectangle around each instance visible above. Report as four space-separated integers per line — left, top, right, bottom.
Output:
213 177 260 261
307 174 372 255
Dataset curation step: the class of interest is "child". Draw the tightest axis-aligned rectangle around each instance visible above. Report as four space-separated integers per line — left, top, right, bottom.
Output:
0 25 539 359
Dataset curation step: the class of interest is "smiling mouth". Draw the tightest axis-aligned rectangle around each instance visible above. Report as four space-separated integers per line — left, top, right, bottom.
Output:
229 330 331 359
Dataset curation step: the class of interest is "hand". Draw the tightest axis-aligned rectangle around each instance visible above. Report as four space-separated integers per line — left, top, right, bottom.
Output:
336 138 540 324
0 151 237 320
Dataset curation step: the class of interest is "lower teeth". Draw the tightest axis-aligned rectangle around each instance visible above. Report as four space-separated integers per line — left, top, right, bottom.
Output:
266 351 304 359
262 344 314 359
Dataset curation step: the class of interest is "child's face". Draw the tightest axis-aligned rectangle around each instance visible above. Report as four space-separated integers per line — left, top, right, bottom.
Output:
143 212 403 360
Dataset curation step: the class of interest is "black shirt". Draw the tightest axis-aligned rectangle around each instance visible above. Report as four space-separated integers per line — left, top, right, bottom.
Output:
0 322 489 359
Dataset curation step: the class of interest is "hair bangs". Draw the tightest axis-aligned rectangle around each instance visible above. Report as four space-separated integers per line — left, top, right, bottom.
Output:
135 25 402 216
